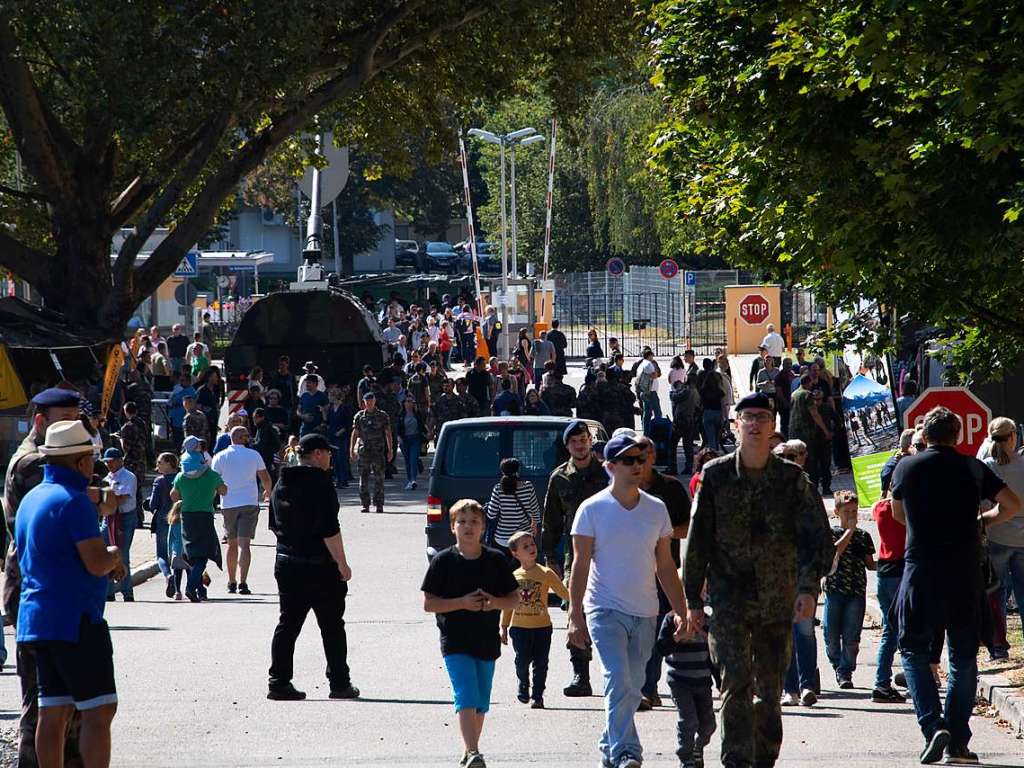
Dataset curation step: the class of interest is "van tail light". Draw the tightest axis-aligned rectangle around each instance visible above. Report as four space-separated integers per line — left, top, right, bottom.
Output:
427 495 443 523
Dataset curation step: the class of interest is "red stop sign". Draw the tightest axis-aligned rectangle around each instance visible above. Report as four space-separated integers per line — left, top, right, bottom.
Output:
739 293 770 325
903 387 992 456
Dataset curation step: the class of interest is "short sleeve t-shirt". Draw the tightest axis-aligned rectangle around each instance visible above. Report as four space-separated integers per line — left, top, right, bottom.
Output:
570 487 673 617
210 445 267 508
420 546 519 660
641 360 659 393
15 465 108 642
172 468 224 513
825 527 875 596
298 391 328 433
105 466 138 515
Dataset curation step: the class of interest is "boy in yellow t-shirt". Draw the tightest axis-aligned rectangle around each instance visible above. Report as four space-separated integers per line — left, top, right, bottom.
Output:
500 531 570 708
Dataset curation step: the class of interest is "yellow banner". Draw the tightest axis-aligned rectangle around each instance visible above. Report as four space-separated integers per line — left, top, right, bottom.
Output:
100 344 125 421
0 345 27 411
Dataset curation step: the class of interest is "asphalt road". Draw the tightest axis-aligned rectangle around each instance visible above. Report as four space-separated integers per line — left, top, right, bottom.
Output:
1 473 1021 768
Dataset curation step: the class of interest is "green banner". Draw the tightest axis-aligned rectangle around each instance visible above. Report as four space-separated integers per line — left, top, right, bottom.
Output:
851 451 891 505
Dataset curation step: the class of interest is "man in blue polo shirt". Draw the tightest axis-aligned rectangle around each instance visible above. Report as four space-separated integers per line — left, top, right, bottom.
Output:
16 420 125 768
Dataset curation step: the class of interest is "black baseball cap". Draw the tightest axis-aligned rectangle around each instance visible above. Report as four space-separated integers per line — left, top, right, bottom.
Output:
562 419 589 445
297 433 331 454
735 392 774 412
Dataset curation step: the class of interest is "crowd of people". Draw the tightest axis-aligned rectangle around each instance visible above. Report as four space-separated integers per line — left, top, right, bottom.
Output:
4 296 1024 768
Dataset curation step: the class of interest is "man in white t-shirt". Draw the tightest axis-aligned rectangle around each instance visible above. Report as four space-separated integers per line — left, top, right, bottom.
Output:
568 433 688 768
761 324 785 367
635 348 662 436
210 426 273 595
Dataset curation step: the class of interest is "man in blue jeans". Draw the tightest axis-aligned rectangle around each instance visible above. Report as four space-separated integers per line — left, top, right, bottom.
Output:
567 433 688 768
99 448 138 601
891 406 1021 764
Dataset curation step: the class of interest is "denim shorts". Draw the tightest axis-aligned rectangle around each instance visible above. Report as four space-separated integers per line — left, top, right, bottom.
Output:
443 654 496 713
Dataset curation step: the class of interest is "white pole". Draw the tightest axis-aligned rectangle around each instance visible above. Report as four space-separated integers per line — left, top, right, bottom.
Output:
510 144 518 278
457 132 484 315
540 118 557 320
499 140 510 360
332 199 341 275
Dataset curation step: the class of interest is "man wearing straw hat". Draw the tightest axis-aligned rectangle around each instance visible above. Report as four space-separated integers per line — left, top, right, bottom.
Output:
16 420 126 768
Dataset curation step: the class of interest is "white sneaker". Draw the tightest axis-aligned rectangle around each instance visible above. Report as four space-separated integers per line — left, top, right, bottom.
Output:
781 692 800 706
411 480 417 490
800 688 817 706
404 481 414 490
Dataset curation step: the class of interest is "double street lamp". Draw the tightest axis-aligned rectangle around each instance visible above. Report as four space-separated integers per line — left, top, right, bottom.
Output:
467 126 546 359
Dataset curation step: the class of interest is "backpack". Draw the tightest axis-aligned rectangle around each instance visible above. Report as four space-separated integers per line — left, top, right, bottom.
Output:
634 361 654 396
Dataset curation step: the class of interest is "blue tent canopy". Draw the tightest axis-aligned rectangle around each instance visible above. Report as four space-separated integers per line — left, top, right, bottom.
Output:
842 374 891 409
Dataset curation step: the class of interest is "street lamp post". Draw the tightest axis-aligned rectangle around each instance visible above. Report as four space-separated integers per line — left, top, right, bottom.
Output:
467 127 545 360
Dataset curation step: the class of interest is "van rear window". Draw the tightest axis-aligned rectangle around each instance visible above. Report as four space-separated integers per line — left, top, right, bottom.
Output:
443 429 501 478
511 428 567 476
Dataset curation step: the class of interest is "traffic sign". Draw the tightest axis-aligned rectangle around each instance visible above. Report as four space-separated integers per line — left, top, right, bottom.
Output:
684 271 696 292
299 135 350 204
659 258 679 280
174 281 196 306
738 293 770 325
174 251 198 278
903 387 991 456
606 257 625 277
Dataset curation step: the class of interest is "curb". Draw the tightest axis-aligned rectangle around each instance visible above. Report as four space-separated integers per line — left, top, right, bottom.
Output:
130 559 161 587
864 597 1024 738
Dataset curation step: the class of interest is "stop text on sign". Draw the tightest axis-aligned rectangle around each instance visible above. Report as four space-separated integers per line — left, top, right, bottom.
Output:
739 294 770 325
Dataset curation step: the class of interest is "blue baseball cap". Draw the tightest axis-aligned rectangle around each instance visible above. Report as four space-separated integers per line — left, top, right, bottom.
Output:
604 433 642 461
102 447 123 461
182 451 206 474
562 419 589 445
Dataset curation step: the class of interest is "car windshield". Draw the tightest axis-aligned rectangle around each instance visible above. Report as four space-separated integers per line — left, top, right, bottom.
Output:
511 427 567 476
426 242 454 254
442 428 501 477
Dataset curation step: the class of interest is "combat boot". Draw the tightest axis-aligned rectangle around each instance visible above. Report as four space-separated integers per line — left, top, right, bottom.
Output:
563 659 592 697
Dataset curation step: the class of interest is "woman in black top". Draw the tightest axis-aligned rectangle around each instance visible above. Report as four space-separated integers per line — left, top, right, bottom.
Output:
585 328 604 362
697 359 725 451
515 329 533 383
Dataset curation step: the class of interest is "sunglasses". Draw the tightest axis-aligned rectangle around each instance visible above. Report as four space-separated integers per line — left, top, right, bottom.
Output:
612 454 645 466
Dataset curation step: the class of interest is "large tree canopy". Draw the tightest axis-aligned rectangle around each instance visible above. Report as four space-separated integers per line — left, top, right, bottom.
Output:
650 0 1024 373
0 0 633 337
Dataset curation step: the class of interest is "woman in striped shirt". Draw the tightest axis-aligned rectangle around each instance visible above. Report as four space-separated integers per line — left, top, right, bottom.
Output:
486 458 541 561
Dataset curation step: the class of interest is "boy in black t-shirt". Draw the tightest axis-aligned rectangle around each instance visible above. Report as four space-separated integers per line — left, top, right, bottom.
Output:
422 500 519 768
823 490 876 689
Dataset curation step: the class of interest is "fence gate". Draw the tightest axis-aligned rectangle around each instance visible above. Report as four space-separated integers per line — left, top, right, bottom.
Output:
553 268 756 359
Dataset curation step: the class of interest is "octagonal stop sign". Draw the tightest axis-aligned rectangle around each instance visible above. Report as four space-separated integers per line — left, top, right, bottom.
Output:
903 387 992 456
739 293 770 325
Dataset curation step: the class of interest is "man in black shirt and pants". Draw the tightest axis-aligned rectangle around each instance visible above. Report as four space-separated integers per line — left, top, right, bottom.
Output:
891 407 1020 764
267 433 359 701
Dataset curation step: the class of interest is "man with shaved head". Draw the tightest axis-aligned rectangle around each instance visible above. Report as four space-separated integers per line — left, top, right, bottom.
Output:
210 425 273 595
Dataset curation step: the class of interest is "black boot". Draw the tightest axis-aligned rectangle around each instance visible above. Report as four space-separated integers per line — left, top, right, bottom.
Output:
563 659 592 697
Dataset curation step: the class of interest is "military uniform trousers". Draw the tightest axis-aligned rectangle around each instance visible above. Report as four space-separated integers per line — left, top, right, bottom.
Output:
709 609 791 768
357 450 386 509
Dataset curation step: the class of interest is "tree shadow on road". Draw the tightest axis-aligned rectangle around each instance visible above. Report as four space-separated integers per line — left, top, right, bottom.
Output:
319 697 453 706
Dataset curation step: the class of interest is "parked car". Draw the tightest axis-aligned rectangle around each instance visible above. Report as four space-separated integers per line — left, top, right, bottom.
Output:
394 239 421 269
456 241 498 273
424 416 607 559
423 241 458 273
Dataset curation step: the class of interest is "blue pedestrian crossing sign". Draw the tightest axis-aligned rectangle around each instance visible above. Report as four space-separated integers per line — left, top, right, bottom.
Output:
174 251 199 278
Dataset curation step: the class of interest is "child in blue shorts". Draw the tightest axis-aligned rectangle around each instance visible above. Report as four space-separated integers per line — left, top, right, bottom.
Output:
422 499 520 768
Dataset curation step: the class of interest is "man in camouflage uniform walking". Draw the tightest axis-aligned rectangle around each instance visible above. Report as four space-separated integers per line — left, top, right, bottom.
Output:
684 393 833 768
454 377 481 418
428 377 464 446
350 391 393 514
540 371 577 417
116 401 149 518
542 419 608 697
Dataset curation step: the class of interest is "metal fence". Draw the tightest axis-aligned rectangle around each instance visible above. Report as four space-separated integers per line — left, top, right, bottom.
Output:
553 268 760 358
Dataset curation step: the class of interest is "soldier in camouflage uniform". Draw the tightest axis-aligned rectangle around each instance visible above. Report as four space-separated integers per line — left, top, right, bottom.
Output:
425 360 447 408
350 390 393 514
116 401 149 518
540 372 577 417
428 377 464 446
182 394 210 446
377 380 402 479
542 419 608 697
575 373 601 422
453 377 481 418
683 393 833 768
